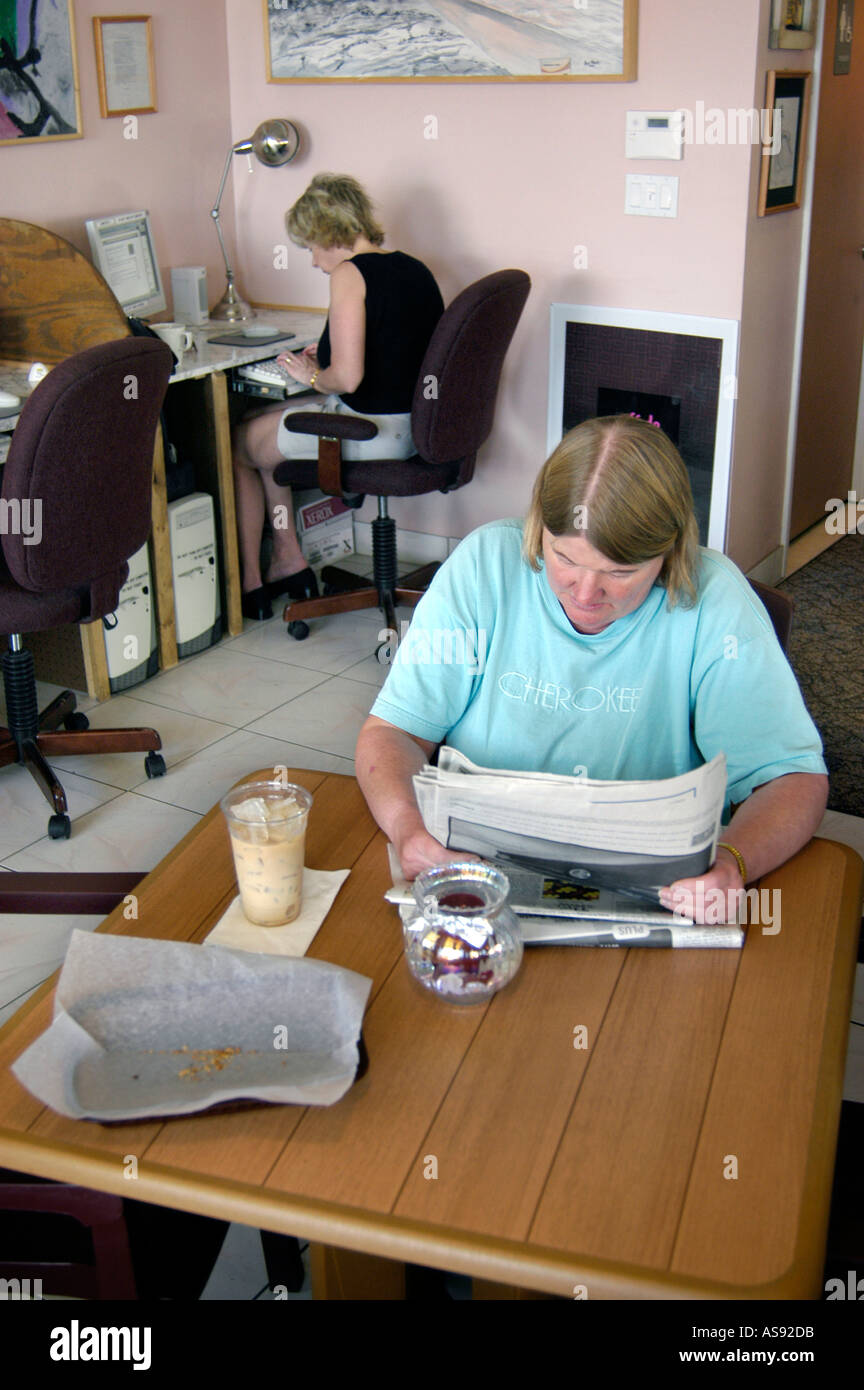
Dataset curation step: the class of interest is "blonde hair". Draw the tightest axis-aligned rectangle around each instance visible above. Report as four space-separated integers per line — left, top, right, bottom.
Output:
522 415 701 606
285 173 384 250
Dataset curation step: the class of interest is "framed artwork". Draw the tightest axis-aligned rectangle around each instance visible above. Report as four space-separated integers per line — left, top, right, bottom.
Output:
0 0 82 144
834 0 854 74
769 0 819 49
758 70 811 216
264 0 638 83
93 16 157 117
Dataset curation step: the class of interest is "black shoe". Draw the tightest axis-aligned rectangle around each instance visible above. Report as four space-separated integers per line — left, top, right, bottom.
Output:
267 567 319 603
241 586 272 621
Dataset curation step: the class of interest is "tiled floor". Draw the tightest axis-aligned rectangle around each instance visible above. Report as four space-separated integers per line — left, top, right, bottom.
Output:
2 560 863 1297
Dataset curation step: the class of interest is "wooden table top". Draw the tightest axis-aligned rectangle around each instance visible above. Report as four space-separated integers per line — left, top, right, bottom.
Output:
0 769 860 1300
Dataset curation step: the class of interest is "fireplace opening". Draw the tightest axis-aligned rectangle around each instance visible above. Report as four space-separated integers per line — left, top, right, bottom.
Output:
549 307 739 552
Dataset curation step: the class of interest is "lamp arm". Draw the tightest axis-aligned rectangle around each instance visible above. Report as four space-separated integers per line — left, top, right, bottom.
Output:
210 144 245 283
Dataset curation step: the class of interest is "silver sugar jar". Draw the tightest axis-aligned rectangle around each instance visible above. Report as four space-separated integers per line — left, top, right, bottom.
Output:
404 862 523 1004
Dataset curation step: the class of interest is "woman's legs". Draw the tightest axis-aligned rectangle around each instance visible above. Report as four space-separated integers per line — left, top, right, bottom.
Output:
232 405 308 593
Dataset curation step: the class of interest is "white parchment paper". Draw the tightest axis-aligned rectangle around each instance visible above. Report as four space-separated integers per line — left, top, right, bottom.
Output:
12 930 371 1121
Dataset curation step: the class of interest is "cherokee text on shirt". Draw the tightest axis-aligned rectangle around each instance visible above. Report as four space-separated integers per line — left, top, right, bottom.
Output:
498 671 643 714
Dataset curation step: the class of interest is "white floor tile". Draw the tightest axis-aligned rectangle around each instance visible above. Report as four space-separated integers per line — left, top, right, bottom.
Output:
0 765 121 858
132 729 355 814
49 696 237 792
227 608 385 675
127 645 327 725
247 676 379 760
2 794 200 874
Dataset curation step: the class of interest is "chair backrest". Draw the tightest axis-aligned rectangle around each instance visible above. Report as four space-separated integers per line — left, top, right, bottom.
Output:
410 269 530 475
749 578 794 652
2 338 173 614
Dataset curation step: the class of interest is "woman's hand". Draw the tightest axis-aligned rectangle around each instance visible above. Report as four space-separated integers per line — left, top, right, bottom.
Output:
276 350 317 387
658 855 744 924
395 826 475 882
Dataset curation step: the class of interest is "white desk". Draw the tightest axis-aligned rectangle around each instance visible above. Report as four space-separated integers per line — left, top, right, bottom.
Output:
1 311 326 697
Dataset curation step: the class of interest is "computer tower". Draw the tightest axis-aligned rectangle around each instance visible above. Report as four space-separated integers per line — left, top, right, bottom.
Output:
104 541 159 693
169 492 222 658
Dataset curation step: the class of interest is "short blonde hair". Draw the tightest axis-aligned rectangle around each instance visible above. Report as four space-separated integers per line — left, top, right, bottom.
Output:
285 173 384 250
522 415 701 606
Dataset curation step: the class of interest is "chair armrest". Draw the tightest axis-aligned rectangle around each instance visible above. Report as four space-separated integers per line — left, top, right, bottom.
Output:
282 412 378 442
276 413 378 498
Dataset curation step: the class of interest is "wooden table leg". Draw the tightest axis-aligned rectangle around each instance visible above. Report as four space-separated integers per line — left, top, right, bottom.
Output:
150 428 178 670
309 1243 406 1300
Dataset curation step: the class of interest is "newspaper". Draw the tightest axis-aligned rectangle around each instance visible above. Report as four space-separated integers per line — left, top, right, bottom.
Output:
411 748 730 932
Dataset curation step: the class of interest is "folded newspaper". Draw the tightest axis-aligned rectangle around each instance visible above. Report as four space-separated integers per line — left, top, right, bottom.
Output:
389 749 743 948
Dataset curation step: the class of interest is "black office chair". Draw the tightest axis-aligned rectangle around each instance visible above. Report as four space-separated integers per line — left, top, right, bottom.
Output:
273 268 531 646
0 337 174 839
749 578 794 651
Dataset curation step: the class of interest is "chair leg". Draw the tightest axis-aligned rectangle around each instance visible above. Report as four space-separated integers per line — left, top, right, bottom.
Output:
38 690 77 732
320 565 371 595
36 727 162 756
20 738 68 814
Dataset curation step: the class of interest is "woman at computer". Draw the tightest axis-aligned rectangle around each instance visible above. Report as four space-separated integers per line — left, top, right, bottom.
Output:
355 414 829 923
232 173 444 621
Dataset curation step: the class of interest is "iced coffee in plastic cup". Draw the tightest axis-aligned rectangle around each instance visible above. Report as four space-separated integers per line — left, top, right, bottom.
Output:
220 780 313 926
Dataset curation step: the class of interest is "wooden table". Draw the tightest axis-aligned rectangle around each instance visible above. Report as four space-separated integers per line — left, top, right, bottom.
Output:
0 769 860 1300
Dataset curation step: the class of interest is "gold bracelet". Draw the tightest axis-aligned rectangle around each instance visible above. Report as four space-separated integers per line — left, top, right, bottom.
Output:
717 842 747 884
309 369 320 389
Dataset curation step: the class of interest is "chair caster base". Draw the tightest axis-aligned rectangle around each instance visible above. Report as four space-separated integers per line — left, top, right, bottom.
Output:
145 751 166 779
288 621 310 641
48 813 71 840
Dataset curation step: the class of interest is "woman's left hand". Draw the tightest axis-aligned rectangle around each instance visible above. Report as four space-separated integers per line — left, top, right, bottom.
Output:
658 857 743 924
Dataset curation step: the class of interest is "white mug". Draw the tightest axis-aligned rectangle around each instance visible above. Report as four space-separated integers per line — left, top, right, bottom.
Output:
153 322 195 355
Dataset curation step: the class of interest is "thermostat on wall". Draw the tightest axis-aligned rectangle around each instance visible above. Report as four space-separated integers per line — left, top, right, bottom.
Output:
626 111 684 160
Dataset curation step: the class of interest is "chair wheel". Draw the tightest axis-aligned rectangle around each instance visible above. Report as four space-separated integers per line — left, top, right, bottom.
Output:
48 813 71 840
64 711 89 731
288 621 310 641
145 751 166 778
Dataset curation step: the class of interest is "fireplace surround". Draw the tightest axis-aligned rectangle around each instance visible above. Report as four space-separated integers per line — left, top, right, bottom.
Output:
547 305 739 549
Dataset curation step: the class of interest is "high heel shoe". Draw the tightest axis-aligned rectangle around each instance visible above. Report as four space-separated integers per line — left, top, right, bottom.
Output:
241 586 272 621
266 567 319 603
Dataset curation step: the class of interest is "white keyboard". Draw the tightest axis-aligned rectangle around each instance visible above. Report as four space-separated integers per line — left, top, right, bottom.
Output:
236 357 311 395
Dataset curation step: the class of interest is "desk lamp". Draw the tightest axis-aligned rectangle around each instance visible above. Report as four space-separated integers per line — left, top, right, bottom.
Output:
210 118 300 321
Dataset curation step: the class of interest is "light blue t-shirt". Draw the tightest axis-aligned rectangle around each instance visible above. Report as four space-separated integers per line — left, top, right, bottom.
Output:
371 520 826 813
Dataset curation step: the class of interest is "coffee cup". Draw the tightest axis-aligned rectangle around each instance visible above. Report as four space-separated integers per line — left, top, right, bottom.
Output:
221 780 314 927
153 322 195 355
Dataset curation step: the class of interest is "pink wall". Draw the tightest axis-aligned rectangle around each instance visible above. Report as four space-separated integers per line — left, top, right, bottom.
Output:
2 0 233 311
732 0 815 569
225 0 766 550
1 2 811 568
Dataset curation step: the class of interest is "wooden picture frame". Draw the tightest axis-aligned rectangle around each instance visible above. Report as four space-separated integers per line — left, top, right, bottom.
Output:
264 0 638 83
93 16 157 117
758 70 811 216
769 0 819 50
0 0 82 145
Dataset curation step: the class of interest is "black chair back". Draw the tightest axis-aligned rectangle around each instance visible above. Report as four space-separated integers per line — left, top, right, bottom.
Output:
411 269 530 475
2 338 172 612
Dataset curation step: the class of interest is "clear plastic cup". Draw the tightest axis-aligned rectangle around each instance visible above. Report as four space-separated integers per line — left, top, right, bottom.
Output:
220 780 313 926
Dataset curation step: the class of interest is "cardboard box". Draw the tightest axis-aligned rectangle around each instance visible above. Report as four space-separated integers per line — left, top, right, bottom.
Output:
294 490 355 567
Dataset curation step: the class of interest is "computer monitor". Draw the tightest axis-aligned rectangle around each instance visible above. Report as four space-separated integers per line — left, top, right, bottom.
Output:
85 210 167 318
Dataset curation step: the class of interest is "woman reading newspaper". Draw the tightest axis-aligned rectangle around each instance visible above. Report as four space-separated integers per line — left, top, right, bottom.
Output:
355 414 828 923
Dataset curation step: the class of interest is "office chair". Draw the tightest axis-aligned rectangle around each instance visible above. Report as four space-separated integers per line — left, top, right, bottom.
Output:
273 268 531 647
0 337 174 840
749 578 794 652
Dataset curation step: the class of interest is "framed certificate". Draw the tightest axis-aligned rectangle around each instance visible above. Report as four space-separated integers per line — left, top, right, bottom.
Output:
93 15 157 118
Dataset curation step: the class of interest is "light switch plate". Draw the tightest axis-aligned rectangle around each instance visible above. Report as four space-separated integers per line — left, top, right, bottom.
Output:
625 174 679 218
